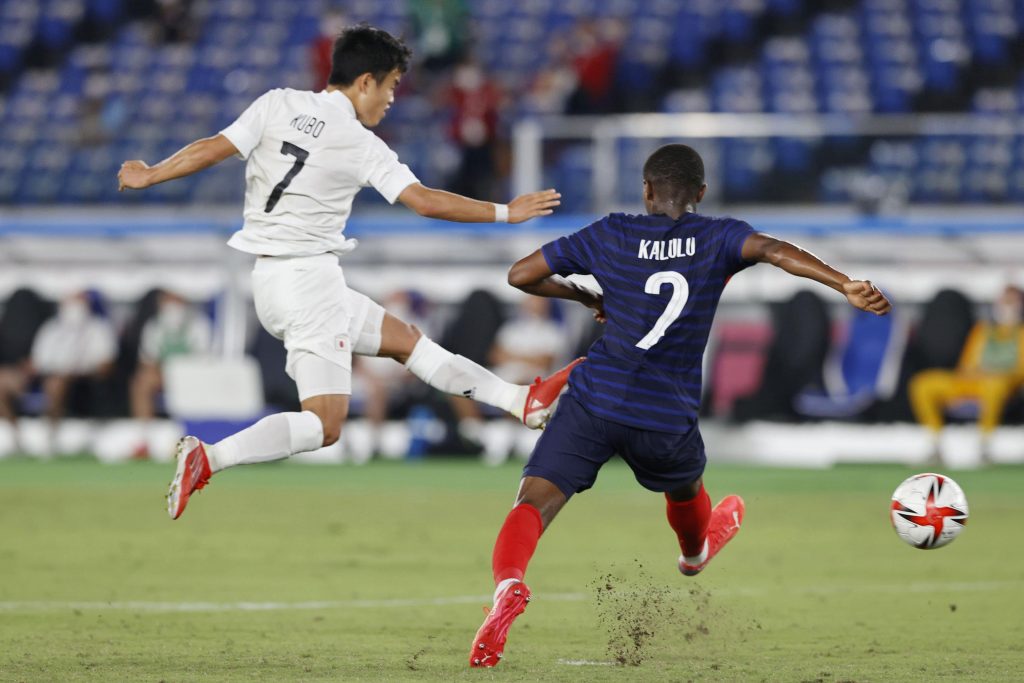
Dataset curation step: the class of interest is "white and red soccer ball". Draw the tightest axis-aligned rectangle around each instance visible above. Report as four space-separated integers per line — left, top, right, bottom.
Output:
890 473 969 549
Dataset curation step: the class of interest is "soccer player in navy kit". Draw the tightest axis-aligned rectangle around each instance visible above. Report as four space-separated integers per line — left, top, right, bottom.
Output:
469 144 892 667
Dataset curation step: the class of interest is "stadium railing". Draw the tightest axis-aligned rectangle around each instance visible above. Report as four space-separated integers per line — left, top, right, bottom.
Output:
511 113 1024 214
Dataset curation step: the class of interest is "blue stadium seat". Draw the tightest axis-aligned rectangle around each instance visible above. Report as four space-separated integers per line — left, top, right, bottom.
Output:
721 138 771 200
712 66 764 112
37 14 80 52
0 0 1021 206
552 145 592 213
872 65 920 112
659 88 711 113
869 140 917 174
795 309 906 420
773 138 815 173
85 0 123 26
720 4 760 44
762 37 816 114
668 7 718 68
766 0 803 18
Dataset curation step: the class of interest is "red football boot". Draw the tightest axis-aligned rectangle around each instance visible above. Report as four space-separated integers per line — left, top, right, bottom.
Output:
167 436 212 520
522 357 585 429
678 495 745 576
469 580 532 668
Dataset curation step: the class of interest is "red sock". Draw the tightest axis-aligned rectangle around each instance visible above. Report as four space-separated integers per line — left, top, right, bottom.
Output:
491 503 544 584
665 484 712 558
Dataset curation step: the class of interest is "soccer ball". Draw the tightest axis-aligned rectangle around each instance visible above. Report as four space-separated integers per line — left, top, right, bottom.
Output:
890 473 968 549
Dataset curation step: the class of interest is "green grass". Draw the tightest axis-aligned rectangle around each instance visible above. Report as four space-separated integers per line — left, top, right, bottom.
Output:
1 457 1022 682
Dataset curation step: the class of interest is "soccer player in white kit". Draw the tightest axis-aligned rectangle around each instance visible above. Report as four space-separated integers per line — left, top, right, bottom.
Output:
117 26 581 520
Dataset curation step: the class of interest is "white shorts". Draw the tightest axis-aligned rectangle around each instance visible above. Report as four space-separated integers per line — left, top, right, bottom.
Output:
252 253 385 399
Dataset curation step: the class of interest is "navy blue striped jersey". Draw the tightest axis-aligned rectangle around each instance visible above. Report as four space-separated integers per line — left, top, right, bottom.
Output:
541 212 755 434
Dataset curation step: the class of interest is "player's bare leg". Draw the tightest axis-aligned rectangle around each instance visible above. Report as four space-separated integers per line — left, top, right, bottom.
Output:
471 476 566 667
666 478 745 576
377 312 583 429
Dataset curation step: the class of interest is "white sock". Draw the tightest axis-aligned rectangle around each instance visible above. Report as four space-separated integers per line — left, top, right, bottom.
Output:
493 577 521 604
404 337 526 418
682 539 709 566
207 411 324 472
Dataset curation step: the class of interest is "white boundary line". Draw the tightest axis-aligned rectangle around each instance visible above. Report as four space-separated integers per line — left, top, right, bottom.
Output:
0 593 588 613
0 580 1017 613
558 659 617 666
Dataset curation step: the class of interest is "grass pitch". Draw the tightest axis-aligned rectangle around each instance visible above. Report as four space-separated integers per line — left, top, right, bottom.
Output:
1 456 1022 682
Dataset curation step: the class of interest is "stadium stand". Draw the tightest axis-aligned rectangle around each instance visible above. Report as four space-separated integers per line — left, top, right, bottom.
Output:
1 0 1022 205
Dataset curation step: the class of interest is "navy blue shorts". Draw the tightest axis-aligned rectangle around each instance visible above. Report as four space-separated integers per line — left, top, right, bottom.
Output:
523 395 706 499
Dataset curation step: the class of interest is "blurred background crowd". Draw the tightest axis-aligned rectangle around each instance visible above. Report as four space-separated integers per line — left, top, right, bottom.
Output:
0 281 1021 463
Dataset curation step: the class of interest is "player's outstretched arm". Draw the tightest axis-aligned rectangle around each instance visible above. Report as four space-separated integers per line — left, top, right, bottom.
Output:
508 250 606 322
118 134 240 191
398 184 560 223
742 232 892 316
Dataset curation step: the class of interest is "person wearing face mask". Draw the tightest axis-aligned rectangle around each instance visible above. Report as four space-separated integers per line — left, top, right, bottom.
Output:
310 9 348 90
445 57 503 200
489 297 569 387
909 284 1024 463
130 292 212 435
29 291 118 429
454 296 571 464
408 0 469 73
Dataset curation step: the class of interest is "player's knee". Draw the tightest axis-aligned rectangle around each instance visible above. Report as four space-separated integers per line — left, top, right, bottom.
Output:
321 426 341 447
667 478 703 502
318 415 344 446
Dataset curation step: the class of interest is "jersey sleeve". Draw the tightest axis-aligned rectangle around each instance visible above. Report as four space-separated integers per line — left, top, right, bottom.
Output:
219 90 276 160
719 219 756 274
540 218 606 276
359 134 420 204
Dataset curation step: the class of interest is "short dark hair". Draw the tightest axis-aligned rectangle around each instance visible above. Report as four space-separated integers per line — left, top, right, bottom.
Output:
328 24 412 87
642 144 705 200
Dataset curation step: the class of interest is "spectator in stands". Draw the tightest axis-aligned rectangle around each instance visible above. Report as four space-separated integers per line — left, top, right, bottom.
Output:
909 284 1024 462
489 296 568 386
566 18 624 114
153 0 195 44
445 56 504 200
0 290 54 446
521 39 578 117
310 9 347 90
130 291 211 423
31 291 117 424
455 296 568 460
77 74 126 147
407 0 469 73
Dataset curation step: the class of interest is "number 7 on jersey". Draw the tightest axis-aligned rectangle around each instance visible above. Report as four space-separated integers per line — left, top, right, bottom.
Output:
636 271 690 350
264 142 309 212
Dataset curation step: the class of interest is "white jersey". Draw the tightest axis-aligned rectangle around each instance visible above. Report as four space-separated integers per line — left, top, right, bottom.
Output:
219 88 419 257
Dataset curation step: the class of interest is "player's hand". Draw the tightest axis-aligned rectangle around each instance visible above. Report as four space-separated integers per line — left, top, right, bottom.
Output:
508 189 561 223
842 280 891 315
118 160 154 191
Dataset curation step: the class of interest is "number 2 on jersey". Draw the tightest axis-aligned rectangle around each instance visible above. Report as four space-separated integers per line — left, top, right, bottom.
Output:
264 142 309 212
636 271 690 350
